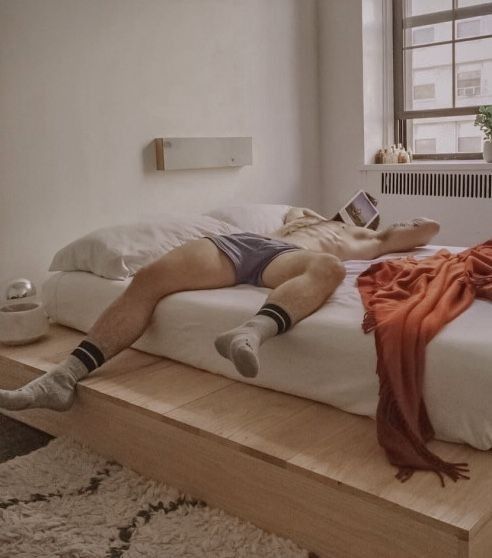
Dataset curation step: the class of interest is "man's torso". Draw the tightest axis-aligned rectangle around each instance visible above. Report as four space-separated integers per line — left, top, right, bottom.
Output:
270 219 371 260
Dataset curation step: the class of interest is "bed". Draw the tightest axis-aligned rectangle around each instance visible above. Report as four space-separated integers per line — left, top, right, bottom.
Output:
3 205 492 557
42 244 492 451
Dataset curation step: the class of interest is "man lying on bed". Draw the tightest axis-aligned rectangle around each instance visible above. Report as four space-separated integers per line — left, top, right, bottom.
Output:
0 208 440 412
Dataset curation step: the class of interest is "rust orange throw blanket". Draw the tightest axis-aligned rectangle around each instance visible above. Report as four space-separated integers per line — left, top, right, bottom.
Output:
357 240 492 486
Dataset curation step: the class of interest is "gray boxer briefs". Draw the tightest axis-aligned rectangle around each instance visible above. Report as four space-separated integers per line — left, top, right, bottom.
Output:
205 232 302 286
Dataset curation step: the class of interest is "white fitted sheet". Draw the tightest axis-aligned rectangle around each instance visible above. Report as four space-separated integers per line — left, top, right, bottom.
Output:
42 245 492 450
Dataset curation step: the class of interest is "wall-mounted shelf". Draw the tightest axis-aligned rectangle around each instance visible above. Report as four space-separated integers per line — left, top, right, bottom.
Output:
154 137 252 171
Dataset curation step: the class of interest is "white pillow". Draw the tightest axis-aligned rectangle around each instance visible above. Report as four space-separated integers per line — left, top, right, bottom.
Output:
49 214 240 280
206 204 292 235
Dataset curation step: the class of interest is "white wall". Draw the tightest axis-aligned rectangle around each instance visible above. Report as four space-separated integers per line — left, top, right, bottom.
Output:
0 0 320 291
318 0 365 214
318 0 389 213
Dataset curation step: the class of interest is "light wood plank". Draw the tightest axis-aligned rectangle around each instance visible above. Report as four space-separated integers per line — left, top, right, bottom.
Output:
166 380 311 442
85 360 234 415
218 400 334 461
289 415 492 534
83 348 167 383
0 391 467 558
0 323 84 370
469 518 492 558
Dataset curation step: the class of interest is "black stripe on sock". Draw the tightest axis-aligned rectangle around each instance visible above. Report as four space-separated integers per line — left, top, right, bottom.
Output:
79 340 105 368
71 347 98 373
257 303 292 334
262 303 292 331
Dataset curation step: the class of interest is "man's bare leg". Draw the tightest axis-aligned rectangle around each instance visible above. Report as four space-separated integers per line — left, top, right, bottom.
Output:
88 239 236 358
0 239 236 411
215 251 346 377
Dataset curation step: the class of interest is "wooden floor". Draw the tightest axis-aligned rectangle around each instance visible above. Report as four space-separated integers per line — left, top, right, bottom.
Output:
1 324 492 558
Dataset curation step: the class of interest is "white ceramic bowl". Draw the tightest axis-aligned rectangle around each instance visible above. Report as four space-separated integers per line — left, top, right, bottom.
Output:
0 302 49 345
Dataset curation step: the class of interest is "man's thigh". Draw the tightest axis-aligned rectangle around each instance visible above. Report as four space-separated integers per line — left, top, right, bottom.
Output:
137 238 237 295
261 249 322 288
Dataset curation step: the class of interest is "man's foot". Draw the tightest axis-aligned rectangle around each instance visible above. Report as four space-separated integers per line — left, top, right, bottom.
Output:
0 356 87 411
215 326 261 378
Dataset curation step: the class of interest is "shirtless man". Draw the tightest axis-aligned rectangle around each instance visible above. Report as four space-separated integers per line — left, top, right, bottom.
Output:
0 208 440 412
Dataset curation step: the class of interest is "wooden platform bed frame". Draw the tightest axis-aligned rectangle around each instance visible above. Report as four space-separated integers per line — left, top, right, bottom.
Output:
1 324 492 558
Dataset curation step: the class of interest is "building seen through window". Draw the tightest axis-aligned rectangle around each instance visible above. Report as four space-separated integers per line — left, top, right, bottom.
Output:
394 0 492 157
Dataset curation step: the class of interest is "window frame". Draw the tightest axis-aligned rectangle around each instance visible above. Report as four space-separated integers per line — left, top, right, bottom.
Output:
393 0 492 159
456 68 481 97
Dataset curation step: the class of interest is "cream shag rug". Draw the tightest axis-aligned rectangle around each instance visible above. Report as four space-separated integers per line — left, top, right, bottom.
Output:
0 437 315 558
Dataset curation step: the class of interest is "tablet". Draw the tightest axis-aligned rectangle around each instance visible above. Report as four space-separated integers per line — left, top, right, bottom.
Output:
338 190 379 228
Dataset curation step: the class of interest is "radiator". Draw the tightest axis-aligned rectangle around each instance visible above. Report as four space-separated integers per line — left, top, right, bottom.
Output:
381 171 492 199
361 169 492 246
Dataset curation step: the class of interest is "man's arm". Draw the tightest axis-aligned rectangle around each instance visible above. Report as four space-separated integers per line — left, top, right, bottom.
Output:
269 206 328 239
284 207 328 224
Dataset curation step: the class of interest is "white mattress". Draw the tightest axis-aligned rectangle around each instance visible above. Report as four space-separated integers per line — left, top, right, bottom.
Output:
42 245 492 450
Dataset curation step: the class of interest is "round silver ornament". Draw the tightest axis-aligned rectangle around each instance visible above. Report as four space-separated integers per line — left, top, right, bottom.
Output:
5 278 37 301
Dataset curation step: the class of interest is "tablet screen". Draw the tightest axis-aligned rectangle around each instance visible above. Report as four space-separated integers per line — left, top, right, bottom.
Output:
339 190 379 228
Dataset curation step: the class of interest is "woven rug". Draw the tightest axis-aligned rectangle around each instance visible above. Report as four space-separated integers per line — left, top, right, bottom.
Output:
0 437 316 558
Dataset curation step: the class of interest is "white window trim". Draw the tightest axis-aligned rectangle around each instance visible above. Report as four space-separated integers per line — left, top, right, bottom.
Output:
382 0 394 147
363 0 490 169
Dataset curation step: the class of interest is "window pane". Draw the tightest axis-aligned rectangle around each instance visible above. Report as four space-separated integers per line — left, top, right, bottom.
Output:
457 0 492 7
405 44 452 110
457 18 481 38
458 136 482 151
414 83 436 99
405 0 451 17
405 22 452 46
411 116 483 154
455 38 492 106
415 138 437 153
412 26 436 44
457 69 481 97
456 14 492 38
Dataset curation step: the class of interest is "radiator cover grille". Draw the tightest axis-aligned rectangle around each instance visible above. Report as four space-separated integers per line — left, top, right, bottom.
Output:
381 172 492 198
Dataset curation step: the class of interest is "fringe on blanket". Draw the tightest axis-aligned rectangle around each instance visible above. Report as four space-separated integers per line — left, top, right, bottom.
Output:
378 380 470 487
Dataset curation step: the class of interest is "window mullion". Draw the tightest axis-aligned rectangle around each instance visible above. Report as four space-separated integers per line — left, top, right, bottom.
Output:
401 106 480 119
393 0 405 120
404 4 492 29
403 33 492 50
452 0 456 109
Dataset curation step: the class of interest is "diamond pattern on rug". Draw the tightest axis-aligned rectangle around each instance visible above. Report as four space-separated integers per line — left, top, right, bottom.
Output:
0 437 316 558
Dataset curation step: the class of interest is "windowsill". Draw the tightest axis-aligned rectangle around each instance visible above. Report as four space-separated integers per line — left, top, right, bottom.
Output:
361 160 492 171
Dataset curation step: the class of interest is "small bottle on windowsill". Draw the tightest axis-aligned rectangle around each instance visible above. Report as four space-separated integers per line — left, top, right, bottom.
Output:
398 147 410 163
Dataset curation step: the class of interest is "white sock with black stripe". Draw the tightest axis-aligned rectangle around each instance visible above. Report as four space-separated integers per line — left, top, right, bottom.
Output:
214 303 292 378
0 338 105 412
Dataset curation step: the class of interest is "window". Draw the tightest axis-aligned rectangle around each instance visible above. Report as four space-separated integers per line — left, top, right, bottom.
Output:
456 18 481 37
458 136 482 151
457 69 481 96
393 1 492 159
412 26 435 44
413 83 436 99
415 138 437 153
